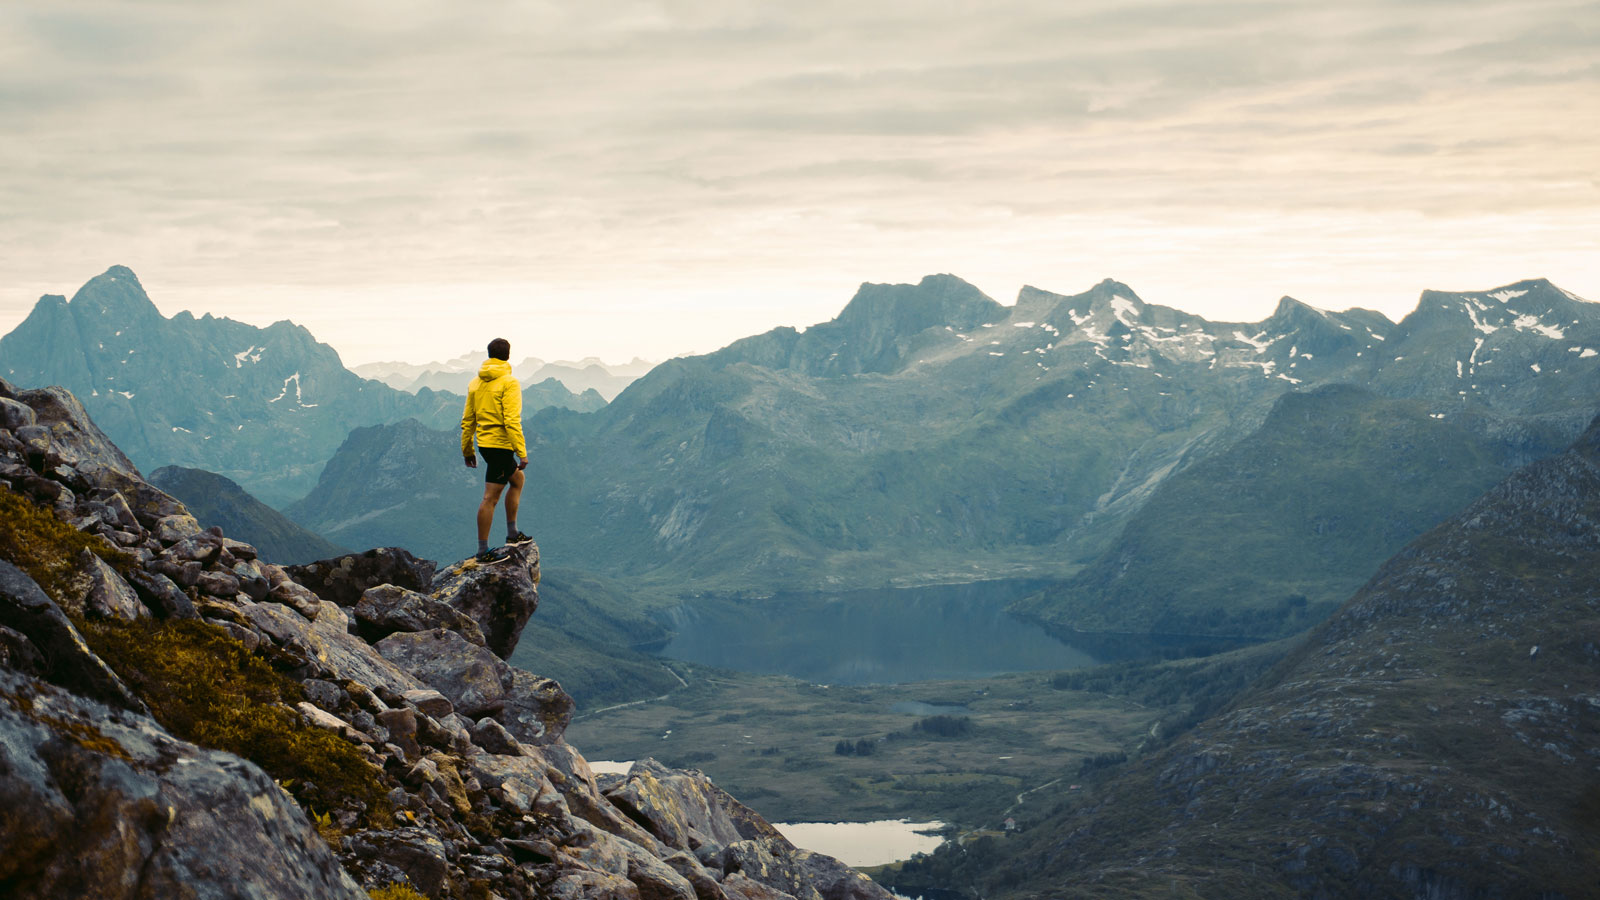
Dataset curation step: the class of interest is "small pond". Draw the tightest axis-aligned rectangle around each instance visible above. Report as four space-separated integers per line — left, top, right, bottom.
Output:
772 820 945 868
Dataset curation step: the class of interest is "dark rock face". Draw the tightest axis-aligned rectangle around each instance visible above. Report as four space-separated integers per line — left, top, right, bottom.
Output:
0 669 367 900
430 541 540 658
286 547 438 608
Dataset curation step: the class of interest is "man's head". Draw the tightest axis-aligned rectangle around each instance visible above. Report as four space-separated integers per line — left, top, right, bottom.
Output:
487 338 510 361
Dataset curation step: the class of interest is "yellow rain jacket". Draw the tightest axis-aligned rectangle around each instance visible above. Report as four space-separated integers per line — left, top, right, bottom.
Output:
460 359 527 459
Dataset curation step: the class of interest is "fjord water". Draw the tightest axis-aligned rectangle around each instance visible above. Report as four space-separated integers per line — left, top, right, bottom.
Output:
655 580 1107 683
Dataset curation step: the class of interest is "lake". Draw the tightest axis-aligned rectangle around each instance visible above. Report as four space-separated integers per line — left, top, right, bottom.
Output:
589 761 946 867
653 580 1108 684
773 819 945 868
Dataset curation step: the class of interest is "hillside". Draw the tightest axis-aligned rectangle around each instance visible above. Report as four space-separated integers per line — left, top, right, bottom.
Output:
1013 384 1581 639
0 377 890 900
147 465 348 564
894 413 1600 898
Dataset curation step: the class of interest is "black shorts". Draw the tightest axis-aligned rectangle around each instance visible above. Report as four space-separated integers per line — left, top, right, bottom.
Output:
479 447 519 485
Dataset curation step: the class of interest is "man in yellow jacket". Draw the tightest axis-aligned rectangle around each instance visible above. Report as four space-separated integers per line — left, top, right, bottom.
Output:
462 337 533 563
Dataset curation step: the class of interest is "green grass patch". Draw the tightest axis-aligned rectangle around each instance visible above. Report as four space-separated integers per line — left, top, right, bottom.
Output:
0 486 134 602
78 615 388 822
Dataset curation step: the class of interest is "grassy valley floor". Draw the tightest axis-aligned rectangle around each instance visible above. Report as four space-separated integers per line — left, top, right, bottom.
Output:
564 665 1157 827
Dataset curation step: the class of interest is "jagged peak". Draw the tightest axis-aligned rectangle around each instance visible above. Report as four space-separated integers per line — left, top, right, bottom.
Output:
1271 295 1319 317
1421 277 1578 306
68 265 162 321
833 273 1002 332
1017 279 1146 324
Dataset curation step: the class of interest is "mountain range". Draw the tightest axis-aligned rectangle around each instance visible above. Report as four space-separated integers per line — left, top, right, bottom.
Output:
0 267 601 505
355 354 650 401
894 410 1600 898
5 267 1596 640
285 274 1600 636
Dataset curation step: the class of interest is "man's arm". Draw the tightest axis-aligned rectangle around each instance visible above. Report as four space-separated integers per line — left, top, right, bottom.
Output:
460 383 478 465
502 380 527 464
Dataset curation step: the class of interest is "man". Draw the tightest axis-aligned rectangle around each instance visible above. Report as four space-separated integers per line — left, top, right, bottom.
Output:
462 337 534 563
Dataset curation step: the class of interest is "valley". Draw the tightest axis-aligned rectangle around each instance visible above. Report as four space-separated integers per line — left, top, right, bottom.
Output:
4 265 1598 897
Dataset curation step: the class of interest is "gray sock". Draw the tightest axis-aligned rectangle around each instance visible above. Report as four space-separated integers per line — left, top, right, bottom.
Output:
506 520 518 540
477 538 489 554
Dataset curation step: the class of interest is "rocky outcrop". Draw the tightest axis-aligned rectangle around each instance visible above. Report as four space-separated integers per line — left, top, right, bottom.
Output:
429 543 541 658
286 546 438 608
0 669 366 899
602 760 889 900
0 382 887 900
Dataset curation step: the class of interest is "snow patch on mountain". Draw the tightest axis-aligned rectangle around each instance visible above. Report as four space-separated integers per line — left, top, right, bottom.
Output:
1512 315 1564 339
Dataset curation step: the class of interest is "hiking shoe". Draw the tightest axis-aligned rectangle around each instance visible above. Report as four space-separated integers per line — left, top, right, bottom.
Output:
506 530 534 547
475 547 511 564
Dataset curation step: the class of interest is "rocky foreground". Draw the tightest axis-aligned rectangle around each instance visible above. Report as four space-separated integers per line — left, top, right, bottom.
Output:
0 377 889 900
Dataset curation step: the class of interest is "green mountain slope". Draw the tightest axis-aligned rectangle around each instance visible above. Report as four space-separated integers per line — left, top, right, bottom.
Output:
286 276 1600 607
1014 384 1581 638
146 465 348 564
898 414 1600 898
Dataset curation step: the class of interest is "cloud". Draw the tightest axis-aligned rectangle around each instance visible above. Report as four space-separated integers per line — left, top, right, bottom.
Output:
0 0 1595 363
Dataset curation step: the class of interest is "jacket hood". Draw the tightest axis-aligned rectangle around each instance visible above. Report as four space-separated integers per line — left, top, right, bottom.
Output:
478 358 513 381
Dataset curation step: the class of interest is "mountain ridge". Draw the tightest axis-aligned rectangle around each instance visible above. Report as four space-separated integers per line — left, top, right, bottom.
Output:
287 272 1599 603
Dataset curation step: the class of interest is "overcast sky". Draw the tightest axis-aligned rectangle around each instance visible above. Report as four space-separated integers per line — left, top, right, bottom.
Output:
2 0 1596 366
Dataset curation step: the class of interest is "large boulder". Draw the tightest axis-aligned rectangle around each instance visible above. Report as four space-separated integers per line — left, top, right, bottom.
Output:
75 551 148 621
12 387 141 481
353 583 486 646
286 548 437 608
430 540 540 658
603 760 774 854
374 628 507 718
500 667 575 747
0 560 145 714
233 601 428 699
0 669 367 900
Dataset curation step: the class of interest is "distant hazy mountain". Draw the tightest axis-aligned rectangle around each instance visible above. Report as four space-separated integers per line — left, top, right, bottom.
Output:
906 412 1600 898
357 354 655 401
147 465 348 564
284 274 1600 610
0 268 608 504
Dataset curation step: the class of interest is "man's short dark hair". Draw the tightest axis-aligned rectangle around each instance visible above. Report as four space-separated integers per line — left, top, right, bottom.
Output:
487 338 510 361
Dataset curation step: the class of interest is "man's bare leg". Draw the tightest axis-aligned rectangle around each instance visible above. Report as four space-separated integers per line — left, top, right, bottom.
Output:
478 482 506 544
504 469 525 536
